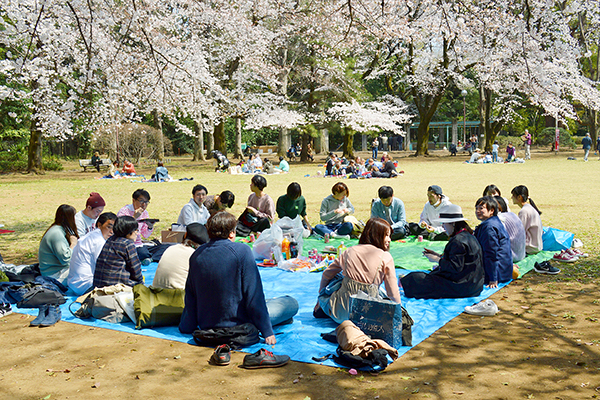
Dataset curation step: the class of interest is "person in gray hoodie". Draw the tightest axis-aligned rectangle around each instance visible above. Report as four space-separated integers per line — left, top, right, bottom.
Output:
314 182 355 238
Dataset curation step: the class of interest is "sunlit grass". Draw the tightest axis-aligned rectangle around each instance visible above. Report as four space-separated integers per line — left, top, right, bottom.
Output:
0 148 597 271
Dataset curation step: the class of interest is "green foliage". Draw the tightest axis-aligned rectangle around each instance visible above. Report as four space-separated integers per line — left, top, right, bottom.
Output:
537 127 575 149
161 117 195 156
0 128 63 172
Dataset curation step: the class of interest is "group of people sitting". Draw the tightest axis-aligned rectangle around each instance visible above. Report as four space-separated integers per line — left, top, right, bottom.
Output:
467 142 520 164
324 152 403 178
229 155 290 175
33 178 549 352
313 183 550 323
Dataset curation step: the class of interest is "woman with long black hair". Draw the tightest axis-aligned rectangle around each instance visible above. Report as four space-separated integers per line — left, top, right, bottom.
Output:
38 204 79 284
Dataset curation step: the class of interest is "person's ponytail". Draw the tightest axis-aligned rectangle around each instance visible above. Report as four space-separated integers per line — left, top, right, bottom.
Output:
529 198 542 215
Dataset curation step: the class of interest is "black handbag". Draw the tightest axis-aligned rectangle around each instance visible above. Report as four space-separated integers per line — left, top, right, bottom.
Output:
17 285 66 308
192 323 260 349
401 306 414 346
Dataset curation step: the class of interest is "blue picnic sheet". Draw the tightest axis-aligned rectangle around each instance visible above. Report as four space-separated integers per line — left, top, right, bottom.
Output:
16 245 554 368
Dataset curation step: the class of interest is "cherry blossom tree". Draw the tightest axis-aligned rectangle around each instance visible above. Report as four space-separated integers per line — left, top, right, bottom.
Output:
327 96 413 157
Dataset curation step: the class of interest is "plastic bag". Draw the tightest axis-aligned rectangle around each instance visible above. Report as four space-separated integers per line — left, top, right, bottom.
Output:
253 223 283 259
252 216 304 260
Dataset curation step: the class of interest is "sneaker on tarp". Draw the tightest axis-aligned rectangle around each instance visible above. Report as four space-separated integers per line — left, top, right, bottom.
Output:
242 348 290 369
552 250 578 263
210 344 231 366
464 300 498 316
534 261 561 275
566 248 588 258
0 303 12 317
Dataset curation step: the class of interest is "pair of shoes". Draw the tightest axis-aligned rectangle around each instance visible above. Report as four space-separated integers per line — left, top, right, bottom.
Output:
553 250 578 263
464 300 499 316
242 349 290 369
210 344 231 366
534 261 561 275
565 248 588 258
30 304 62 327
0 303 12 317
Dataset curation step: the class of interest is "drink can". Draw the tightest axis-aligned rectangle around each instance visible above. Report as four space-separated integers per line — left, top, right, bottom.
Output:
324 233 330 243
417 235 423 242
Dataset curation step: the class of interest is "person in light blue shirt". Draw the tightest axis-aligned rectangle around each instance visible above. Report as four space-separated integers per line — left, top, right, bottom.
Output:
275 156 289 172
155 162 169 181
370 186 407 240
492 141 499 163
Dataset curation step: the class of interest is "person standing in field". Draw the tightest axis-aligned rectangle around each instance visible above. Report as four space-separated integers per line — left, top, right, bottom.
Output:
521 129 532 160
582 133 592 162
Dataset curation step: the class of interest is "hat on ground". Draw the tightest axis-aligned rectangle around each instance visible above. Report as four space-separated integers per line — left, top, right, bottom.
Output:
435 204 467 223
186 223 209 245
427 185 443 196
86 192 106 208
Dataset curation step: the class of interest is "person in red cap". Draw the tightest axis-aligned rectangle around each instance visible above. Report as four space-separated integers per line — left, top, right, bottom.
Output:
75 192 106 237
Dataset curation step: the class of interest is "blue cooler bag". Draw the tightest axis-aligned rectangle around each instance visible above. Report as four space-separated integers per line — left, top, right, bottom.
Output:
349 291 403 349
542 226 574 252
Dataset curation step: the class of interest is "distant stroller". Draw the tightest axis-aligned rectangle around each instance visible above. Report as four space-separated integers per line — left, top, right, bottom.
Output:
211 150 230 172
449 143 458 156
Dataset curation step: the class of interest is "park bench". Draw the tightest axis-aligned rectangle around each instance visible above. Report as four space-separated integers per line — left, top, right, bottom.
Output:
79 158 112 172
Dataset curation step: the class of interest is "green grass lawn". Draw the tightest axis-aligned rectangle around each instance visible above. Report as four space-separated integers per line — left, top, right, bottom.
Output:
1 149 598 270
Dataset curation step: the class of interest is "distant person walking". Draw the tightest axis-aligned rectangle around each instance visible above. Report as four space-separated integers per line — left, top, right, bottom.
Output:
372 137 379 159
582 133 592 162
521 129 532 160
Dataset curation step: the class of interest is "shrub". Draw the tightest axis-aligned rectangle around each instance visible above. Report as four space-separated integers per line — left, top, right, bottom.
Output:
537 127 575 149
93 123 172 162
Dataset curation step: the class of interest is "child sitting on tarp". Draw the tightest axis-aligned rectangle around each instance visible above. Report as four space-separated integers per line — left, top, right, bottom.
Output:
474 196 514 288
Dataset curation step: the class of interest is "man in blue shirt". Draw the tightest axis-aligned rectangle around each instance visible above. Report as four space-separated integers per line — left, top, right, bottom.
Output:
370 186 407 240
179 212 298 344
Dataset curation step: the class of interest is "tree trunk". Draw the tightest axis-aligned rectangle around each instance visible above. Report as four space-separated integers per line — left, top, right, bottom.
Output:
342 127 355 158
591 109 598 144
415 123 430 156
234 117 243 159
152 110 165 160
27 117 44 173
300 132 309 161
207 123 214 156
278 127 288 157
214 120 226 156
479 86 491 152
193 120 205 161
479 86 504 151
412 93 443 156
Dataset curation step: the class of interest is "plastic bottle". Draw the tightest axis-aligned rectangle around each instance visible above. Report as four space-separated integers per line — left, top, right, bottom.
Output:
289 241 298 258
282 237 291 260
337 241 347 257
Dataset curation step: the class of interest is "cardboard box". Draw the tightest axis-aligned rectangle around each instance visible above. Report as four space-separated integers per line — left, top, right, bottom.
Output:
162 230 185 243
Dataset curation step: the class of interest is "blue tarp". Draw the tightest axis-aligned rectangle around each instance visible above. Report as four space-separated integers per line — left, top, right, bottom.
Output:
16 248 555 368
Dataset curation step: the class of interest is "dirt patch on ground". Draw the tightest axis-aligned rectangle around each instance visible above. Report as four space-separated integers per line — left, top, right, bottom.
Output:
2 270 599 400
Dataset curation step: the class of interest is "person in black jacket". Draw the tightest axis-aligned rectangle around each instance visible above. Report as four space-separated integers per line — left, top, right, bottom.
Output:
401 204 484 299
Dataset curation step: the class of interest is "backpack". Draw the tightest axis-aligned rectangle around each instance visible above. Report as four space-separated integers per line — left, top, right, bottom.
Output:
192 323 260 349
333 347 389 372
